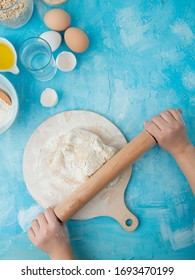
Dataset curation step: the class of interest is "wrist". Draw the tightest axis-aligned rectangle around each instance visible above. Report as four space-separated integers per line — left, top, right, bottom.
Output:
49 242 75 260
171 142 194 160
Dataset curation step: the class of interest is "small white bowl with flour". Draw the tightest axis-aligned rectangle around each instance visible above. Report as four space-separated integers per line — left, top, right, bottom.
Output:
0 75 18 134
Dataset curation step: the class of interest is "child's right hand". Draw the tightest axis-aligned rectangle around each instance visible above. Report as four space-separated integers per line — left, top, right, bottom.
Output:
144 108 192 157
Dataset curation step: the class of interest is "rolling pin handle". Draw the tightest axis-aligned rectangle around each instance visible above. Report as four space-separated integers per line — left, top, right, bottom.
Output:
144 108 182 144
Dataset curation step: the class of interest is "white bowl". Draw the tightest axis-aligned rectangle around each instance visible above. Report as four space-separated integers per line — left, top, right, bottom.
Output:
42 0 67 7
56 51 77 72
0 75 19 134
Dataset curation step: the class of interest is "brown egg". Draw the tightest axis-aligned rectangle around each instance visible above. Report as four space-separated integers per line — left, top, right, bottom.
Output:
44 9 71 31
64 27 89 53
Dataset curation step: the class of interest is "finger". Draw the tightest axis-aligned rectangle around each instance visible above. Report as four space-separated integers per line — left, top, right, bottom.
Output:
160 110 176 123
45 207 58 224
145 119 161 131
152 115 168 129
28 227 36 242
37 212 48 227
178 108 182 114
144 121 162 140
168 108 183 122
31 219 40 233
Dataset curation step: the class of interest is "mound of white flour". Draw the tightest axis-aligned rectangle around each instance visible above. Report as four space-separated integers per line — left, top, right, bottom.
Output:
0 98 13 128
48 129 117 184
34 129 119 208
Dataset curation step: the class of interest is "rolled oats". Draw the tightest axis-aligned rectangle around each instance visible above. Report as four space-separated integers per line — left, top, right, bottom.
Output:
0 0 27 22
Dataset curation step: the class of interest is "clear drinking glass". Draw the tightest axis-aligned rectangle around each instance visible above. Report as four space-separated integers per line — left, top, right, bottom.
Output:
0 0 34 29
19 37 57 82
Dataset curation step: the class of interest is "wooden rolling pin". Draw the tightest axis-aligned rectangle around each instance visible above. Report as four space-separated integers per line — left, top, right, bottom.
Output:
54 130 156 222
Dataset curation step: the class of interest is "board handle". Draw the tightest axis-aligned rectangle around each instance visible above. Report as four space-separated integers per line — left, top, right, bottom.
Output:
54 130 156 224
111 205 139 232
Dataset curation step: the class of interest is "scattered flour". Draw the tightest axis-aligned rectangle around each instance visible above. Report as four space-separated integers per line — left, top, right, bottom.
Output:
18 204 43 232
182 70 195 90
171 20 194 44
0 97 13 128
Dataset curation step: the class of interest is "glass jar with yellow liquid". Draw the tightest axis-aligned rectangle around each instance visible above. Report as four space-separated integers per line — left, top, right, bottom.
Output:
0 0 34 28
0 38 19 74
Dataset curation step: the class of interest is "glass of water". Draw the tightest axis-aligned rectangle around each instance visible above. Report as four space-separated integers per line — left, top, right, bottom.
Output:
19 37 57 81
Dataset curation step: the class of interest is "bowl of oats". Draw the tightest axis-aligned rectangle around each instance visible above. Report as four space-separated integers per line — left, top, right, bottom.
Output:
0 0 34 28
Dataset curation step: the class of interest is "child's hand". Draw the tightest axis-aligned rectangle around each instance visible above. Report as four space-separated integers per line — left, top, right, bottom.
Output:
144 108 192 157
28 208 74 260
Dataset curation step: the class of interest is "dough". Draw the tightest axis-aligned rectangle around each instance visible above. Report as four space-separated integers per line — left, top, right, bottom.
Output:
49 129 117 182
36 129 118 208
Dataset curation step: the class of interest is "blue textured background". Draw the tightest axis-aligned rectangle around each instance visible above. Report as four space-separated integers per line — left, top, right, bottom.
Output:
0 0 195 260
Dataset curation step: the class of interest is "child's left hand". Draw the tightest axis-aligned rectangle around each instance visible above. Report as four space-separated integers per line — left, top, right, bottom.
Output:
28 208 74 260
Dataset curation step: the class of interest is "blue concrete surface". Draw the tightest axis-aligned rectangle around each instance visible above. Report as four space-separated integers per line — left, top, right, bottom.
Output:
0 0 195 260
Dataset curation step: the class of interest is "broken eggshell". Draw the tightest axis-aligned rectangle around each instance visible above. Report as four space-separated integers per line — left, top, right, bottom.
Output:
56 51 77 72
40 31 62 52
40 88 58 107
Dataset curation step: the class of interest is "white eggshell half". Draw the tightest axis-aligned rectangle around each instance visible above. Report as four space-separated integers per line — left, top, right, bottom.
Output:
40 31 62 52
40 88 58 107
56 51 77 72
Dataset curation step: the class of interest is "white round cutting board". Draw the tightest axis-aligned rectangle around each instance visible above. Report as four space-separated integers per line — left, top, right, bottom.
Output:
23 111 138 231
